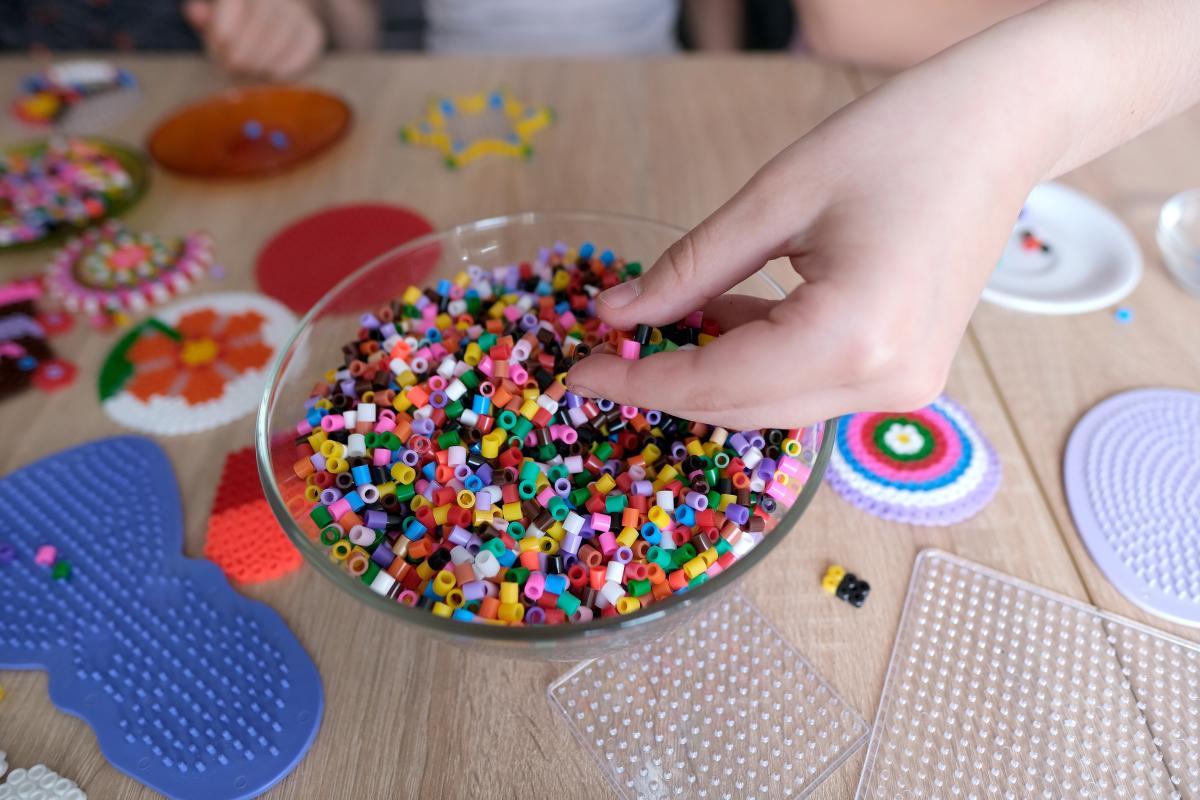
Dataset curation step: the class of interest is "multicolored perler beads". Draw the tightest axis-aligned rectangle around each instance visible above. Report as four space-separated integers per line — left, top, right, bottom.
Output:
824 394 1001 526
400 89 553 169
204 447 303 584
45 220 213 326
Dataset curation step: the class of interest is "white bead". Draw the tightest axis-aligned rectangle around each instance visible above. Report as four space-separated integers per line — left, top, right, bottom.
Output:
345 433 366 458
356 403 377 423
368 571 396 597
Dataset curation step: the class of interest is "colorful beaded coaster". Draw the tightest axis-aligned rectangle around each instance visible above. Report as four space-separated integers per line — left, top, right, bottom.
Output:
12 59 138 130
45 220 214 326
400 89 553 169
98 292 296 436
857 549 1200 799
1065 387 1200 627
550 595 868 800
204 447 303 584
824 395 1001 526
0 138 147 250
0 437 322 800
0 277 76 400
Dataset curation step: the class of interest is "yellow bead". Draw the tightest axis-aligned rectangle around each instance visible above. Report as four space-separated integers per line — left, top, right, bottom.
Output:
457 490 476 508
538 536 560 555
498 602 524 622
416 561 436 580
433 570 456 596
502 502 523 522
391 463 416 484
499 581 519 604
431 602 452 618
683 556 708 580
594 474 616 494
616 526 639 547
616 596 641 615
648 507 671 528
432 505 451 525
641 443 662 464
685 440 706 457
324 456 348 474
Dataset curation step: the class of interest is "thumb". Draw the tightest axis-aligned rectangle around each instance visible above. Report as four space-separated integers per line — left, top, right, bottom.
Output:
182 0 212 31
596 176 795 330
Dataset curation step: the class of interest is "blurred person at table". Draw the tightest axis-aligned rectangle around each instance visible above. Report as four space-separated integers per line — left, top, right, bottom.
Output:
566 0 1200 428
0 0 375 79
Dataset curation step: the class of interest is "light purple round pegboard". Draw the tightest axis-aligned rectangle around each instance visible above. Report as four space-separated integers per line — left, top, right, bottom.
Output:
1065 387 1200 627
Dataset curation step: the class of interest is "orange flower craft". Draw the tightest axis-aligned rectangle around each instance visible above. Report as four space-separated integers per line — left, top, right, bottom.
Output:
100 292 295 435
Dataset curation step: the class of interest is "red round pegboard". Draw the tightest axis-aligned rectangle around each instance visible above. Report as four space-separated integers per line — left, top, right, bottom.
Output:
254 203 436 315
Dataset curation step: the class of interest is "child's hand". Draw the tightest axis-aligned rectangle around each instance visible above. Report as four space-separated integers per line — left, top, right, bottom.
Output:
183 0 325 79
566 77 1038 429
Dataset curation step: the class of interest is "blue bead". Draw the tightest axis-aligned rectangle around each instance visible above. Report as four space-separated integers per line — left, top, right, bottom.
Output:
268 130 289 150
421 462 438 481
497 549 518 568
452 609 476 622
351 465 372 486
344 492 365 512
579 242 595 259
544 574 568 595
675 506 696 526
242 119 263 140
600 249 615 265
1114 306 1134 323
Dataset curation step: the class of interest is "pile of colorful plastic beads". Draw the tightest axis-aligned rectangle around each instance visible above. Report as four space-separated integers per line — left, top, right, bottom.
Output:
291 242 815 625
0 138 134 247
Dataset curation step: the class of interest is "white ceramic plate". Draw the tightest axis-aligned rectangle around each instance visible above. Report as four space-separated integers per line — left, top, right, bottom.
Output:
982 182 1142 314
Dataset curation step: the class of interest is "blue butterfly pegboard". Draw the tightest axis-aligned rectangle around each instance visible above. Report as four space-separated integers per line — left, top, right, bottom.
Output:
0 437 322 799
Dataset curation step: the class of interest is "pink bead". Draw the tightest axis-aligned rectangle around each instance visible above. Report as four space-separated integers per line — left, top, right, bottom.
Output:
35 545 57 567
536 486 556 507
598 532 618 556
590 512 611 532
619 339 641 360
296 420 313 435
372 449 392 466
328 498 352 520
321 414 345 432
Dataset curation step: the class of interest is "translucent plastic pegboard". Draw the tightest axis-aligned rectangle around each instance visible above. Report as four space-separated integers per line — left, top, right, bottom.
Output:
857 549 1200 800
549 595 869 800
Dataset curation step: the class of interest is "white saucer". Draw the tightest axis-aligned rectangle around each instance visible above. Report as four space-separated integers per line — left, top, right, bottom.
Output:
982 182 1142 314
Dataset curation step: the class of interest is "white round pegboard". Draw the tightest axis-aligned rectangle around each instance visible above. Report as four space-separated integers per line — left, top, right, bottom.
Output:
1064 387 1200 627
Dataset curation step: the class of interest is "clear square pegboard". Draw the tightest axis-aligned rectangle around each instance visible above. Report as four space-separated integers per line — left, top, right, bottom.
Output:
549 595 869 800
857 549 1200 800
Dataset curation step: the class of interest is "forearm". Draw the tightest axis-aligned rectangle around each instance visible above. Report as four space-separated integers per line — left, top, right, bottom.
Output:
797 0 1045 69
843 0 1200 193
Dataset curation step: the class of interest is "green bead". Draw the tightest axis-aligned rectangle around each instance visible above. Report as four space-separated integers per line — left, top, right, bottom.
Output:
707 490 721 510
646 546 671 568
593 441 613 461
506 566 531 586
320 526 342 546
519 460 540 483
394 482 416 502
478 332 497 351
604 495 628 513
507 521 527 539
518 480 538 500
437 430 461 449
310 505 333 527
360 561 381 585
625 262 643 276
482 538 506 557
51 560 71 580
569 488 592 506
459 369 480 389
536 444 557 461
627 578 651 597
497 410 518 430
511 416 533 439
688 572 709 588
548 496 569 521
547 464 569 482
715 537 732 555
444 400 464 419
556 591 582 615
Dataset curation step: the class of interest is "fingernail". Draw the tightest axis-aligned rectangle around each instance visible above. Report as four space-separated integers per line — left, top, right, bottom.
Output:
599 277 641 309
565 380 599 398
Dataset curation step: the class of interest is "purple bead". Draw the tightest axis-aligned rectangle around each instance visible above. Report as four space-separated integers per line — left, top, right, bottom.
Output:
475 464 493 485
0 542 15 563
360 313 381 328
371 547 395 569
319 488 341 505
725 504 750 526
400 449 420 467
614 547 633 564
554 478 572 495
364 510 388 530
453 464 472 481
729 433 750 455
448 526 471 546
462 580 487 601
755 459 777 482
561 532 582 555
525 607 546 624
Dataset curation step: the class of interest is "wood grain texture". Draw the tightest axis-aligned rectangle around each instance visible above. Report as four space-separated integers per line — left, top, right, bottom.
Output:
0 53 1179 800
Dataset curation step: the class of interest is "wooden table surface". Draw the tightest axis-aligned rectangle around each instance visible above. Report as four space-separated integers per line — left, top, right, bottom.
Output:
0 54 1197 800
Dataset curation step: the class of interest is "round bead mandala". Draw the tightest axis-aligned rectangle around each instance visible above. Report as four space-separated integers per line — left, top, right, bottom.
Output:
825 395 1001 526
45 220 213 322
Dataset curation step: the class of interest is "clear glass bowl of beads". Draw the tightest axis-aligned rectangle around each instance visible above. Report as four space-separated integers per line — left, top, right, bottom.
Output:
256 210 835 660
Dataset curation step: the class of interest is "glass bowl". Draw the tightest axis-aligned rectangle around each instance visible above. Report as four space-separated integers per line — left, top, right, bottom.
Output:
256 210 835 661
1158 189 1200 295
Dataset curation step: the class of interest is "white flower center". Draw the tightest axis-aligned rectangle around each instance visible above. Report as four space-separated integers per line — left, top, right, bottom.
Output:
883 422 925 456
